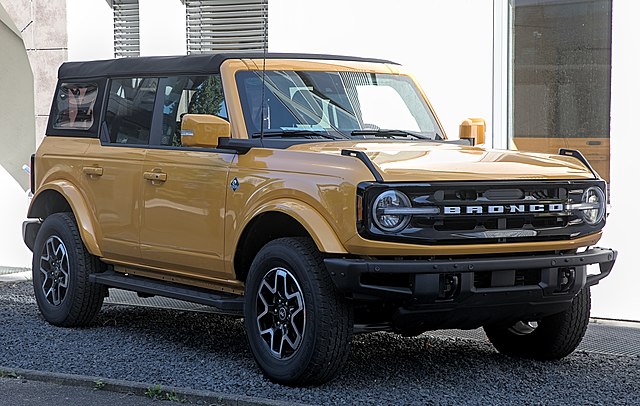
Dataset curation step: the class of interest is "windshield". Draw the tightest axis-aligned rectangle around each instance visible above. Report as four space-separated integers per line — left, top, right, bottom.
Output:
236 70 442 139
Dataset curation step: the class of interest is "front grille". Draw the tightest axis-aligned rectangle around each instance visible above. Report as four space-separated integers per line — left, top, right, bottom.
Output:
359 180 606 245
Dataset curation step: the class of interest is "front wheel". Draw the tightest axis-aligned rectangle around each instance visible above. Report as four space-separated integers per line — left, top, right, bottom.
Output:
32 212 106 327
244 237 353 386
484 287 591 360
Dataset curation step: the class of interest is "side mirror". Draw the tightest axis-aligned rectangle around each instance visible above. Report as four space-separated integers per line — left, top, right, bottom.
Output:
181 114 230 148
459 118 486 146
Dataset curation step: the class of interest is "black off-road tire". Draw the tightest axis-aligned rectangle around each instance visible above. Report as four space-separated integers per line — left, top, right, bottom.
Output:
244 237 353 386
32 212 106 327
484 287 591 360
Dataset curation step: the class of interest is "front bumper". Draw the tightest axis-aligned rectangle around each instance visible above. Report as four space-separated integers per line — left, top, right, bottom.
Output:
324 247 616 329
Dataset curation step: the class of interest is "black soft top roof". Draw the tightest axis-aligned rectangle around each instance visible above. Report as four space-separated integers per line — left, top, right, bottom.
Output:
57 52 399 80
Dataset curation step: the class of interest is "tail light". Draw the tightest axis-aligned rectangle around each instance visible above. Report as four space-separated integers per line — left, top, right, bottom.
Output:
30 153 35 195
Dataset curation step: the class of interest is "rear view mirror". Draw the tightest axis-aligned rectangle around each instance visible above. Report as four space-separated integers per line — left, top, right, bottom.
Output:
459 118 486 146
181 114 230 148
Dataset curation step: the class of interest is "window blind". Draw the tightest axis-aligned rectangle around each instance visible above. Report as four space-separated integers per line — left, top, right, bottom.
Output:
186 0 268 54
113 0 140 58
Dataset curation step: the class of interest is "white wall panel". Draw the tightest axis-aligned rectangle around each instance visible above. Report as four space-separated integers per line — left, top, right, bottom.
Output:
139 0 186 56
269 0 494 140
67 0 114 61
591 0 640 321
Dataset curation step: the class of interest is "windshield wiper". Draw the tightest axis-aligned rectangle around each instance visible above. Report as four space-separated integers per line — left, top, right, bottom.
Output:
252 129 344 140
350 129 441 140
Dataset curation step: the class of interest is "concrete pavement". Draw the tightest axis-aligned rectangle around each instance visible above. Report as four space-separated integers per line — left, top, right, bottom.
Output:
0 368 289 406
0 377 161 406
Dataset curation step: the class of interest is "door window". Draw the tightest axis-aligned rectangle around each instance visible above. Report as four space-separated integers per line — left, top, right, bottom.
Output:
159 75 227 146
103 77 159 145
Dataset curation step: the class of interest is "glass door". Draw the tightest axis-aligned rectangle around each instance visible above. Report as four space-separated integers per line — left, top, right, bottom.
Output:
508 0 612 182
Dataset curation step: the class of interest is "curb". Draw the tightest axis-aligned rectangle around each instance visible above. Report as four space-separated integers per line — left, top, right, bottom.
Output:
0 266 30 276
0 366 297 406
0 270 31 282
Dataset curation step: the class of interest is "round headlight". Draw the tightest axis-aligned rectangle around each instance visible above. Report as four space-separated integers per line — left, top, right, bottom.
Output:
581 186 605 225
372 190 411 232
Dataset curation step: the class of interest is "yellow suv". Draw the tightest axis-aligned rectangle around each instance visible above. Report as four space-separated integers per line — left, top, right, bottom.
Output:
23 53 616 385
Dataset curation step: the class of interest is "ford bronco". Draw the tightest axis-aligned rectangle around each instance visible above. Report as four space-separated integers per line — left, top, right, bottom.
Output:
23 53 616 385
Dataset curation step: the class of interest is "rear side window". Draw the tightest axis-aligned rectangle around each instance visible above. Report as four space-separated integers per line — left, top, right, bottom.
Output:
103 77 158 145
52 83 98 130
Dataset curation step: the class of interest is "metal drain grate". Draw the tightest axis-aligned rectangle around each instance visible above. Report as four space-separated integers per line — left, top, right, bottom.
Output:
104 289 640 357
425 321 640 357
573 321 640 357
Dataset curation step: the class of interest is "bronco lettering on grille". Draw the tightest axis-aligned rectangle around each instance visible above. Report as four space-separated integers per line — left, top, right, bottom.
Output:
443 203 564 215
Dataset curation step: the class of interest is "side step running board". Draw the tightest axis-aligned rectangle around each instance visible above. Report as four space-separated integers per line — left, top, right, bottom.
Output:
90 271 244 316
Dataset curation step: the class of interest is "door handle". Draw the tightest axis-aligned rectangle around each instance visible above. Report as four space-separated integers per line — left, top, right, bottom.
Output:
587 141 602 146
83 166 103 176
143 171 167 183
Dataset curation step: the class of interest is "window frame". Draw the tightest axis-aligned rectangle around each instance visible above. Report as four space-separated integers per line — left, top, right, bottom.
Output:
492 0 512 150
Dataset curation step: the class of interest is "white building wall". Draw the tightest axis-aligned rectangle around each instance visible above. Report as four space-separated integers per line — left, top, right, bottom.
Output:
1 0 67 270
269 0 494 140
1 0 68 147
591 0 640 321
0 168 32 270
139 0 186 56
67 0 114 61
68 0 188 61
0 4 36 270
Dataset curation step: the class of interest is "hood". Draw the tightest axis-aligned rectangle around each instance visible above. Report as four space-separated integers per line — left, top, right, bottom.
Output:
287 140 595 182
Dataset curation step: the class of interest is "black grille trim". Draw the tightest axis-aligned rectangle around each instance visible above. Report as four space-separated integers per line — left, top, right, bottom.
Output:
357 180 606 245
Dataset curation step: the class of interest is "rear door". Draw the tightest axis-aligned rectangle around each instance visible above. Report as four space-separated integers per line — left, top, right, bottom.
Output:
81 77 158 262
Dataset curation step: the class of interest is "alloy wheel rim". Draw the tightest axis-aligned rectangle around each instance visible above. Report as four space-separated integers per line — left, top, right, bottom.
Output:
256 267 306 360
39 236 70 306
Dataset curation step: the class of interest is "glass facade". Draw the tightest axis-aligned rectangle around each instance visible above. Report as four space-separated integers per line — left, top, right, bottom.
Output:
509 0 612 181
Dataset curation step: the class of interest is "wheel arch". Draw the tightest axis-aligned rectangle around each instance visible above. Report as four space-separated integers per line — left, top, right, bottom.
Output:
232 201 348 282
28 181 103 257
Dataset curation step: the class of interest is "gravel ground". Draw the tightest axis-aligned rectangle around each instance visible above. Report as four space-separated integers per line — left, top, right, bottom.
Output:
1 280 639 405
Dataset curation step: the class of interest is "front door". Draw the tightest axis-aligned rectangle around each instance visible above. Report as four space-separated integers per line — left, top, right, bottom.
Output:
140 149 233 279
139 73 233 280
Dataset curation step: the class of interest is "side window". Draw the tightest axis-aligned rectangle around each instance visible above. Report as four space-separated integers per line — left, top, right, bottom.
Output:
103 77 158 145
160 75 227 146
53 83 98 130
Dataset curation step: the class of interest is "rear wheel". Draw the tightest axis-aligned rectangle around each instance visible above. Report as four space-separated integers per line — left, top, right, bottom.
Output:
32 212 106 327
484 287 591 360
244 237 353 386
